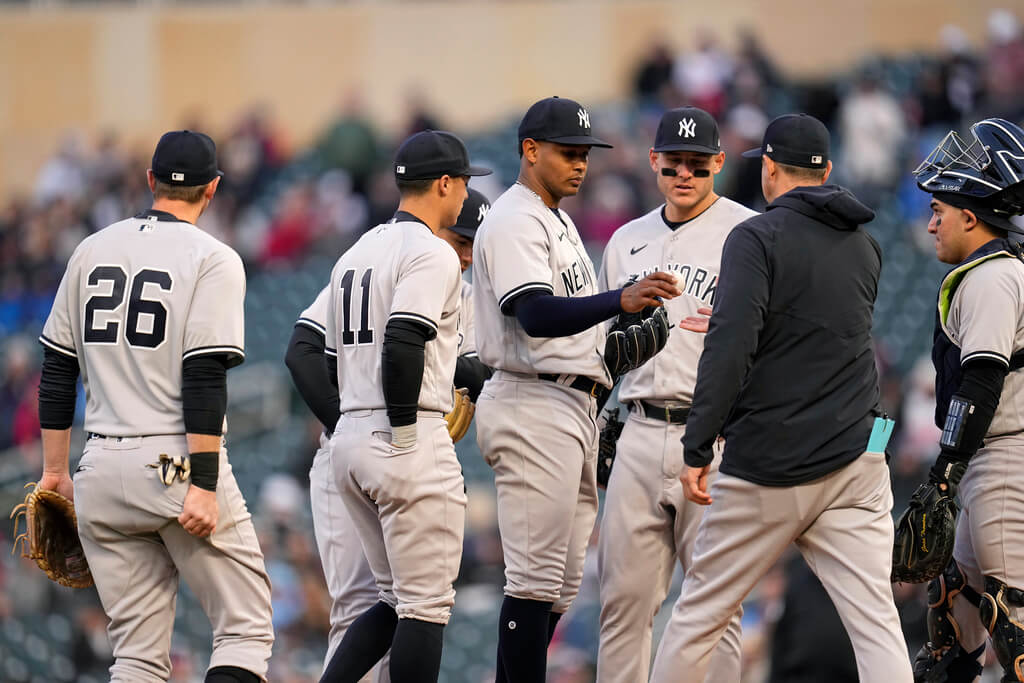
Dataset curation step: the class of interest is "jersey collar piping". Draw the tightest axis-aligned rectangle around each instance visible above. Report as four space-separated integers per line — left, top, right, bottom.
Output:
136 209 186 223
661 196 721 231
390 210 432 233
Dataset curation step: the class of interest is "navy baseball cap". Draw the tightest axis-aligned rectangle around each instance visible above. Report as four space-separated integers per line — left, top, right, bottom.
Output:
653 107 721 154
151 130 223 186
394 130 492 181
742 113 830 169
448 188 491 239
517 97 613 148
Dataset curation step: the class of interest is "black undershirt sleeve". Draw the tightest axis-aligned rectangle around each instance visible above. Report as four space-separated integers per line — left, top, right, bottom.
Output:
454 354 493 402
509 289 624 338
182 355 229 436
382 319 430 427
285 324 341 432
940 358 1008 462
38 347 80 430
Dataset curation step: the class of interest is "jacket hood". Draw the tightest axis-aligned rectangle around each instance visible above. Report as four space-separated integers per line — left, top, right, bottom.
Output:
767 184 875 231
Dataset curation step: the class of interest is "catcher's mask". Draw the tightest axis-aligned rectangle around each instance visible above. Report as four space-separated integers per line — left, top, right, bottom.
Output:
915 118 1024 234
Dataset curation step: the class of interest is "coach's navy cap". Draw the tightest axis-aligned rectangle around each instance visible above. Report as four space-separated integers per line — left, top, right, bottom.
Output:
517 97 613 148
394 130 492 181
151 130 223 186
653 107 721 154
448 188 491 239
742 113 830 169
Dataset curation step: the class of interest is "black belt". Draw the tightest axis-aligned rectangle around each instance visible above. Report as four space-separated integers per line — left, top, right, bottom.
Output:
633 400 690 424
538 373 611 406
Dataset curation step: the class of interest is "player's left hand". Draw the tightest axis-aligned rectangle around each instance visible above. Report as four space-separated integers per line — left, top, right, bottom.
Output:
179 485 218 538
678 307 713 333
681 464 713 505
38 471 74 503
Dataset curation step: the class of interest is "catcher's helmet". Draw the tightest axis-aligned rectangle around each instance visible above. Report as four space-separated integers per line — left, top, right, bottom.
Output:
915 118 1024 232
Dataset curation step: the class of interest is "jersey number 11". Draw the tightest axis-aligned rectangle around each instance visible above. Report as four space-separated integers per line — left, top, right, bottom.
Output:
339 268 374 346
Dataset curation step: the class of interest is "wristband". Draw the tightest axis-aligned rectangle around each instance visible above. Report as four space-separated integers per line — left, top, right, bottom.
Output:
189 451 219 491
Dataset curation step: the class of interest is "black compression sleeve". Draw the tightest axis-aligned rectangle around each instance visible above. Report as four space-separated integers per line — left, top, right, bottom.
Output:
38 347 79 430
382 319 430 428
285 324 340 432
454 354 493 402
939 358 1008 461
182 355 228 436
510 289 623 338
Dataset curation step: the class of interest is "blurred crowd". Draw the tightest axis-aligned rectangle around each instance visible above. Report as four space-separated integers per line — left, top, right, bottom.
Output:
2 8 1024 682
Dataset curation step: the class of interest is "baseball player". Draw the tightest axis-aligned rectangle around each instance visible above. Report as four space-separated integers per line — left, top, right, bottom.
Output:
284 187 492 681
472 96 680 682
35 130 274 682
317 130 490 683
647 114 912 682
595 106 756 683
909 118 1024 683
441 188 493 401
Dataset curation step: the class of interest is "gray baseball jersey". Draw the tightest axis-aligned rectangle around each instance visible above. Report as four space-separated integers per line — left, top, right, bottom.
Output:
941 256 1024 436
458 280 476 357
473 183 610 385
325 220 463 415
297 284 330 338
40 212 245 436
598 198 757 405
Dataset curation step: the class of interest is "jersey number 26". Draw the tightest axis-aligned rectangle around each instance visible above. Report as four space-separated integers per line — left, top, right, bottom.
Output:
84 265 171 349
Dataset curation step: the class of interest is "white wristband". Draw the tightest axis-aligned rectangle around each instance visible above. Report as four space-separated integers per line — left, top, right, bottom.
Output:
391 424 417 449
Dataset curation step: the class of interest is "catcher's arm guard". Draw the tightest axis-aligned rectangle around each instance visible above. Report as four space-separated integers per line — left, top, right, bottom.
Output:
11 483 93 588
892 481 959 584
445 387 475 443
597 407 625 488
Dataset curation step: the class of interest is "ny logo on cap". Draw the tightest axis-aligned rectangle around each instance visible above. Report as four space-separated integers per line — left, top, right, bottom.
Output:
478 204 489 221
578 108 590 129
679 118 696 138
396 165 406 175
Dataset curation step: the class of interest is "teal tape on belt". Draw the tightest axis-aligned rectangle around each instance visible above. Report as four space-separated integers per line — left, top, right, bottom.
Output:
866 416 896 454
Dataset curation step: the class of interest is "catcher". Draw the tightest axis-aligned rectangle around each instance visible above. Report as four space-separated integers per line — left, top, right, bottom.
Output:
898 118 1024 683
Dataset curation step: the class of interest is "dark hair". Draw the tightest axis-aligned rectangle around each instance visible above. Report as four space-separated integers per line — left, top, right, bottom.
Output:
775 161 828 183
152 180 208 203
395 177 436 196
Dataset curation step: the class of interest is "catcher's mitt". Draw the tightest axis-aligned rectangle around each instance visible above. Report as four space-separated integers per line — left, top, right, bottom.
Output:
445 387 475 443
597 407 625 488
892 482 958 584
11 483 93 588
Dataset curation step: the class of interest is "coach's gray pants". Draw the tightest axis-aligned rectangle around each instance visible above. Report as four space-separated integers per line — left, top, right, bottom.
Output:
74 435 274 682
649 451 912 683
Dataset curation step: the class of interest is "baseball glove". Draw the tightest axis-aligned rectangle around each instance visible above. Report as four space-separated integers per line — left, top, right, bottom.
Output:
445 387 475 443
892 482 959 584
597 407 625 488
10 483 93 588
604 306 671 379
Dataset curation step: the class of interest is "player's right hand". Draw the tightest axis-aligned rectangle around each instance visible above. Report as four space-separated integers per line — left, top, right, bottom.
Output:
620 272 681 312
179 485 219 538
